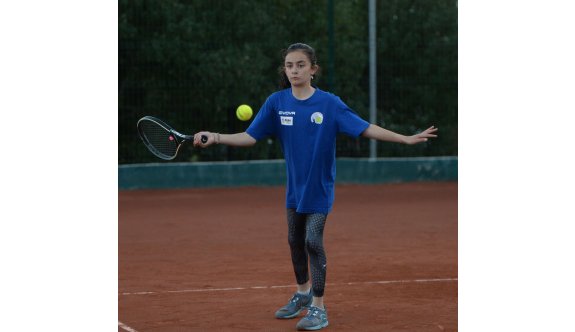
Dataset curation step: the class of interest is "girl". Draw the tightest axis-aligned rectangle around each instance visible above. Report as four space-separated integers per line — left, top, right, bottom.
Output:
193 43 437 331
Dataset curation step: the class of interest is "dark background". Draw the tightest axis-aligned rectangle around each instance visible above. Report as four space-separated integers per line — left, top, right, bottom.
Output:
119 0 457 164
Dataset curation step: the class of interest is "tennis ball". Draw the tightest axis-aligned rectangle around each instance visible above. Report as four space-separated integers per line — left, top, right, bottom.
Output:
236 104 253 121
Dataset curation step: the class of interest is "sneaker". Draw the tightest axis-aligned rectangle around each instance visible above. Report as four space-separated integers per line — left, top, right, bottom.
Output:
296 306 329 331
274 291 312 319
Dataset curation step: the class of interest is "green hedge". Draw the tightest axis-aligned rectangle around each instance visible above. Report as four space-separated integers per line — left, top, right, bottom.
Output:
119 0 457 164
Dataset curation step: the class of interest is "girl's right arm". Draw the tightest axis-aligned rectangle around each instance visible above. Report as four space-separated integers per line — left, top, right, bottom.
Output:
193 131 256 147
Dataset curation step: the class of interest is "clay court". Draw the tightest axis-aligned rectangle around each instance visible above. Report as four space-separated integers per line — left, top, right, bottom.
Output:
119 182 457 331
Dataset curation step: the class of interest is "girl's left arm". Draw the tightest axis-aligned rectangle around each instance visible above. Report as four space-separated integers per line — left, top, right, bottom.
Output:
361 124 438 145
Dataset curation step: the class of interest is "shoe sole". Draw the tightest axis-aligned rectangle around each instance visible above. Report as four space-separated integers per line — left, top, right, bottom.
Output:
275 307 303 319
297 320 329 331
275 301 312 319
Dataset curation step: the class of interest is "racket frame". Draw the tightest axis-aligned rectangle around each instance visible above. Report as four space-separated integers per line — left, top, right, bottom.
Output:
137 116 202 160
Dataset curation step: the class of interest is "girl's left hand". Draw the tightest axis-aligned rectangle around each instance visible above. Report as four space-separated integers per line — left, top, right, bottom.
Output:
404 126 438 145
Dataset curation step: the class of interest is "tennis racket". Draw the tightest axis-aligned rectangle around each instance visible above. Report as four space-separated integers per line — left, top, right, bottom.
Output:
137 116 208 160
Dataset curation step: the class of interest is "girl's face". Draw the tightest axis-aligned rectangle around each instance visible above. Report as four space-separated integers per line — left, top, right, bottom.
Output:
284 50 317 87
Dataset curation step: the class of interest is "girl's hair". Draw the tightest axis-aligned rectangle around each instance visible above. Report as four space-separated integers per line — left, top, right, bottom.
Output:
278 43 321 89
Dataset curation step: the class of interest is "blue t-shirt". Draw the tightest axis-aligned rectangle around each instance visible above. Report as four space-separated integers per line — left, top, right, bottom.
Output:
246 88 370 214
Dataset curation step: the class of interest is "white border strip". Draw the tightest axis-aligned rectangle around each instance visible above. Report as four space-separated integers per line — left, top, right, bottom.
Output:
118 321 139 332
120 278 457 296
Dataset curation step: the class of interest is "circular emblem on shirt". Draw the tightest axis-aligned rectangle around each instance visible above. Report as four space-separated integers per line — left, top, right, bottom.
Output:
310 112 324 124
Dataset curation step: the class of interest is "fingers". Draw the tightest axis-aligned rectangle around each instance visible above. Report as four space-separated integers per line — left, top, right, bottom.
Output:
409 126 438 144
193 131 212 147
425 126 439 133
421 126 438 138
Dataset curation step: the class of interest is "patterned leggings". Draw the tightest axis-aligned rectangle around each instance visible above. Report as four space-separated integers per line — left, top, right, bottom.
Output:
286 208 328 297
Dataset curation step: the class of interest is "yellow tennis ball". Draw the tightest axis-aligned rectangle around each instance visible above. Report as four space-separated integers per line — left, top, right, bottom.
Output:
236 104 253 121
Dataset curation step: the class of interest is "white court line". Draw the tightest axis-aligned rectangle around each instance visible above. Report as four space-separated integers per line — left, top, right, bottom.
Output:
118 321 139 332
120 277 457 296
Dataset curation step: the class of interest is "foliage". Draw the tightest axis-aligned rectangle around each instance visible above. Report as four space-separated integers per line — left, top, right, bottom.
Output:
119 0 457 163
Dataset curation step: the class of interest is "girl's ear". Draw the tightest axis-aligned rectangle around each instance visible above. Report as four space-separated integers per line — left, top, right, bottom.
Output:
311 64 318 75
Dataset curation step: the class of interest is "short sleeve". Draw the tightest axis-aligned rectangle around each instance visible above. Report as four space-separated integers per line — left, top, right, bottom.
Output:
246 95 277 140
335 97 370 137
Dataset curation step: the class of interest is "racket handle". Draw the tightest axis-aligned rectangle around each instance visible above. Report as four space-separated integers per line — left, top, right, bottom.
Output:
201 135 208 143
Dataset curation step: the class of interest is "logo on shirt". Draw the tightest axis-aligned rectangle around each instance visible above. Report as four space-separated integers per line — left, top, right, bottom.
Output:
311 112 324 124
281 116 293 126
279 111 295 126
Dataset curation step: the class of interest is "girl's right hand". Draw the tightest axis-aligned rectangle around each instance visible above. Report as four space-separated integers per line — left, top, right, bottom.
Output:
193 131 214 147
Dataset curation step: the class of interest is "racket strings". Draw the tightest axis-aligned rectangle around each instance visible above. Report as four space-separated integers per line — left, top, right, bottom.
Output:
139 120 178 158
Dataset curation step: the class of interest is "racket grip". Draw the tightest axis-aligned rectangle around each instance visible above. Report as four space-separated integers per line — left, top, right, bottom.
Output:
201 135 208 144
